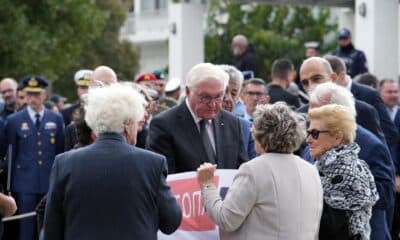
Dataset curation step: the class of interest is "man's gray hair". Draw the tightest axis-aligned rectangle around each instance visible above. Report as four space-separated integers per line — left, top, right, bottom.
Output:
185 63 229 90
218 65 244 91
85 83 145 135
252 102 306 153
232 35 248 46
0 78 18 89
309 82 357 117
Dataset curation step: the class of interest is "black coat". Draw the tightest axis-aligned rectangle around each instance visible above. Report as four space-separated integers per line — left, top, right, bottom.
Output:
234 47 259 77
43 133 182 240
268 84 300 109
146 102 248 173
351 81 398 147
60 103 80 126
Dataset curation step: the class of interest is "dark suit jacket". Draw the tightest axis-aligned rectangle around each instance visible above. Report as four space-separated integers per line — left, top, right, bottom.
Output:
43 133 182 240
351 81 398 146
60 103 80 126
268 84 300 109
146 102 248 173
297 100 385 143
391 108 400 175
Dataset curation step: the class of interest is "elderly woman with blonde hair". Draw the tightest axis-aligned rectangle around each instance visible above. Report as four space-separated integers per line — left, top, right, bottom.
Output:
197 102 323 240
307 104 379 240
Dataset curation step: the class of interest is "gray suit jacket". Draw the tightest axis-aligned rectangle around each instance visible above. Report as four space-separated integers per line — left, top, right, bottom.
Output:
202 153 323 240
147 102 248 173
43 133 182 240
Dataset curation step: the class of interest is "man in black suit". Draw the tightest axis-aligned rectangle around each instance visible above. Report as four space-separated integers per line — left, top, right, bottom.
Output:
324 55 398 147
147 63 248 174
298 57 385 143
268 58 300 109
379 79 400 240
43 83 181 240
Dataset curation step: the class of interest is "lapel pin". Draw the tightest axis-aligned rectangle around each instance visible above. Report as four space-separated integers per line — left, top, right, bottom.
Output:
220 123 224 126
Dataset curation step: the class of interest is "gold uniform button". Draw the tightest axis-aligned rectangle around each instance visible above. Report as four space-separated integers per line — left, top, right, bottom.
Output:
16 164 21 169
38 151 42 155
38 141 42 146
37 132 41 136
38 160 43 165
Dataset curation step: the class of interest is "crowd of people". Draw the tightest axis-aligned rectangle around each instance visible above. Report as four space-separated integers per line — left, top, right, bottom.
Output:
0 28 397 240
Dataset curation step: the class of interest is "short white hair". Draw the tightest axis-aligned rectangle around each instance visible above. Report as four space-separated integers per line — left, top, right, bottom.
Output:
218 65 244 91
232 35 248 46
309 82 357 117
85 83 145 135
185 63 229 90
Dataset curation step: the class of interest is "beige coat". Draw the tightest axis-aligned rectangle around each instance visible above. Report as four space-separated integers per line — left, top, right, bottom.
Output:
202 153 323 240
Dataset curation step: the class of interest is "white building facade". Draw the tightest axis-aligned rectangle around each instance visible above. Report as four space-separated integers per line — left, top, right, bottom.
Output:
121 0 400 81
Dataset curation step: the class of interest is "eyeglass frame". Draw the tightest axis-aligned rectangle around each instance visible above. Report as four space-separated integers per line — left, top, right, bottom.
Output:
306 129 330 140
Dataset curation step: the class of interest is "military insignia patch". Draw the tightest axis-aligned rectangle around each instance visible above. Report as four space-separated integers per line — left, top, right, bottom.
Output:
21 122 29 130
45 122 57 130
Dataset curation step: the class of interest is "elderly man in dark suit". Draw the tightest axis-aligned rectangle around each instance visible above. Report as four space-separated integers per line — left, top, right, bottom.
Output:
379 78 400 240
43 83 181 240
147 63 248 173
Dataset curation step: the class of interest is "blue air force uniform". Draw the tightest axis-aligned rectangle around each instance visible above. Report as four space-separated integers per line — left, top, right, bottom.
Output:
6 76 64 240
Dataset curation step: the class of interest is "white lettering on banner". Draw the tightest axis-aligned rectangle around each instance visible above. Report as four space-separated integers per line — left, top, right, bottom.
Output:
158 170 237 240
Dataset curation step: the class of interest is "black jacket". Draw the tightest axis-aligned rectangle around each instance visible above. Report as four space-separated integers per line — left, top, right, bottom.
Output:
268 84 300 109
147 102 248 173
234 46 259 76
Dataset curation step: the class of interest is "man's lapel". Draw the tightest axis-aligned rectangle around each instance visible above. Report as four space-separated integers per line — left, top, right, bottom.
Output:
177 103 208 164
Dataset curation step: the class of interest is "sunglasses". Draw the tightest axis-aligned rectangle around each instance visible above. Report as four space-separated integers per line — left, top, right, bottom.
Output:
306 129 329 140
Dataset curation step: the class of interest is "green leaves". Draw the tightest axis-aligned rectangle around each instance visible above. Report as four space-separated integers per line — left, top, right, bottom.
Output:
0 0 138 102
205 2 338 81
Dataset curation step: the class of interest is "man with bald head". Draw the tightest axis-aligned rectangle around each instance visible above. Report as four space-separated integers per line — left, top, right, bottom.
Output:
297 57 385 143
0 78 18 118
324 55 398 148
232 34 259 76
91 66 118 86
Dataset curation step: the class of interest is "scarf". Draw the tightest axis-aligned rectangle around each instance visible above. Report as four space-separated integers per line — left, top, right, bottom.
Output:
316 143 379 240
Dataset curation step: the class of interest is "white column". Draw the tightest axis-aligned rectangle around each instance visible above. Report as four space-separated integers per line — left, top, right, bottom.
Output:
337 8 355 36
355 0 399 80
168 1 205 83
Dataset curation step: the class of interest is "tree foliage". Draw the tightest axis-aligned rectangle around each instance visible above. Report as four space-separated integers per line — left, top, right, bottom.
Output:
0 0 139 101
205 2 338 81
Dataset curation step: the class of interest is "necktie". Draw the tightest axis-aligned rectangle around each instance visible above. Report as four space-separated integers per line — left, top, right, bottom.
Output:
199 119 216 164
35 113 41 129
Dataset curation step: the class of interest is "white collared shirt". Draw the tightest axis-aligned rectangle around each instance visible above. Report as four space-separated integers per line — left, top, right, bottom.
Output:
386 105 398 121
185 99 216 152
27 106 44 124
345 75 352 91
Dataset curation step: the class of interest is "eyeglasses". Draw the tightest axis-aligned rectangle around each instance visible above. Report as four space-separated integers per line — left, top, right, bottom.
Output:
306 129 330 140
196 93 224 104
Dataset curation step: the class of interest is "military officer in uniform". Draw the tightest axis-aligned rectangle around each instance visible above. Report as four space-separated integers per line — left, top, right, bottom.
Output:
61 69 92 126
6 76 65 240
151 70 177 114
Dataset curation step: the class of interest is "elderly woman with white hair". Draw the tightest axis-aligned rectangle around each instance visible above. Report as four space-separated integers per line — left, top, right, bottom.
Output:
43 83 182 240
304 82 394 240
307 104 379 240
197 102 323 240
